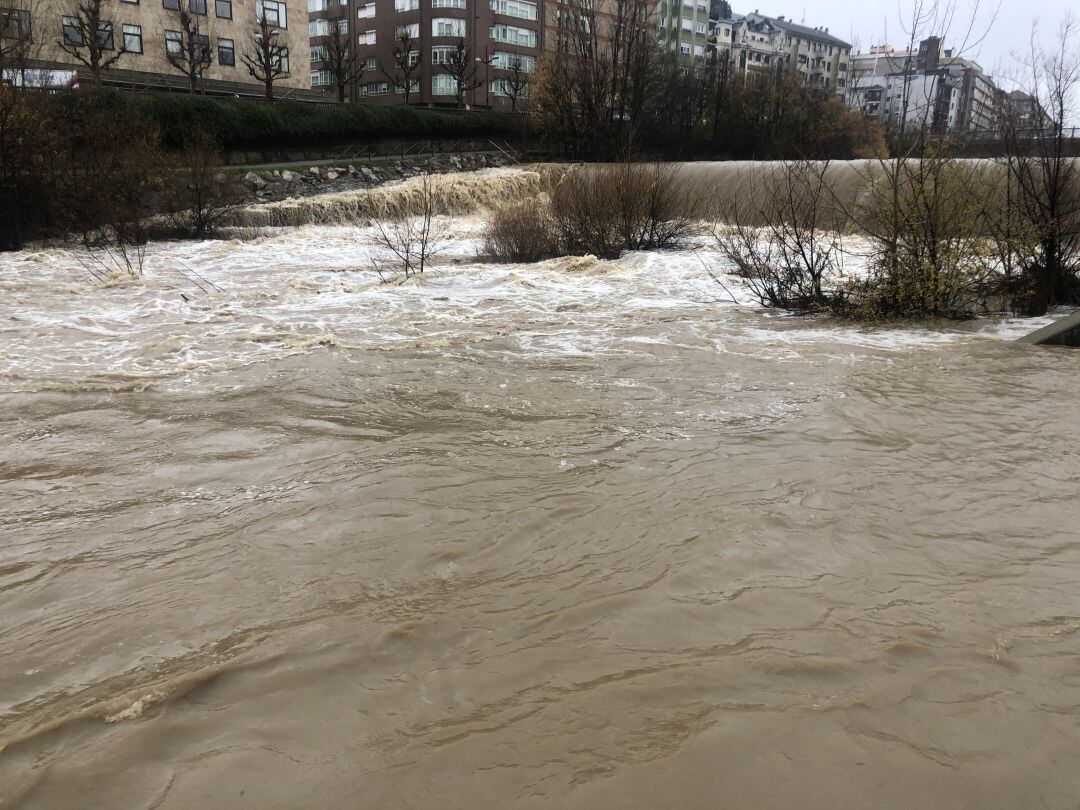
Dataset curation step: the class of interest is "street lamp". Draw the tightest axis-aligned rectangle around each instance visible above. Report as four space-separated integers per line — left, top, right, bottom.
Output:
475 48 493 110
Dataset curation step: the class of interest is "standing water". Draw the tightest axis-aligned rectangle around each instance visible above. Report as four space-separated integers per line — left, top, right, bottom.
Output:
2 169 1079 809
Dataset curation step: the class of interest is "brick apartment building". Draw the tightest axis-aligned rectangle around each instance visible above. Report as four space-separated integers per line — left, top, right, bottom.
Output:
309 0 544 107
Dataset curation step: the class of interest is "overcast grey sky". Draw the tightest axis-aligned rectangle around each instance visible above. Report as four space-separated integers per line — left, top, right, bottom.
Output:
761 0 1074 84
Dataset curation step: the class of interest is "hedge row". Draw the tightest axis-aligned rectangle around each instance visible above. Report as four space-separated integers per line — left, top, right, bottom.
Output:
126 94 523 151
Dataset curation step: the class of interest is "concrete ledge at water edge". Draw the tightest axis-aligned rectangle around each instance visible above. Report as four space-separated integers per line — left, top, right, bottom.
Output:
1016 311 1080 346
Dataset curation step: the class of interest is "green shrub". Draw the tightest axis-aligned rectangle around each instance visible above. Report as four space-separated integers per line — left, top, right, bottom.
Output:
123 93 522 151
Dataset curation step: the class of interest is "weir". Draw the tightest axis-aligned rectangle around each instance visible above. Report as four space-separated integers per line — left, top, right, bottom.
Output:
1016 311 1080 347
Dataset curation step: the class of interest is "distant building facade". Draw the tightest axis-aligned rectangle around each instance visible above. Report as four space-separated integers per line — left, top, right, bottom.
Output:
310 0 542 108
1000 89 1055 132
848 37 1000 135
2 0 311 96
656 0 711 63
709 10 850 99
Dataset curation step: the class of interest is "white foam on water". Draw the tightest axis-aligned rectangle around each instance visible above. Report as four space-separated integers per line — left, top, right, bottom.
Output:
0 218 1057 393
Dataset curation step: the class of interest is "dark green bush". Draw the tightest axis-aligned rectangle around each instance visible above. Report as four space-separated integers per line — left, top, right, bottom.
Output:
123 93 521 151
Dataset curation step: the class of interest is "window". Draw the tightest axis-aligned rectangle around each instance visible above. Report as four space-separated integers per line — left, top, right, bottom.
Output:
193 32 210 59
309 19 328 35
163 0 179 9
433 0 466 6
432 73 456 95
394 79 419 93
361 56 376 70
356 2 374 16
189 0 206 14
693 44 703 56
489 0 536 19
695 22 705 34
679 41 690 55
360 80 388 96
165 29 182 57
357 28 375 44
490 77 526 96
257 0 286 28
95 21 114 49
122 0 138 4
311 68 331 85
680 18 690 30
215 0 231 16
218 37 234 65
273 46 289 72
2 7 32 39
489 23 534 46
407 49 419 65
60 16 81 45
492 51 533 72
395 22 419 38
394 0 418 9
337 18 347 32
433 17 465 37
310 44 327 61
308 0 325 9
431 45 455 64
122 23 142 52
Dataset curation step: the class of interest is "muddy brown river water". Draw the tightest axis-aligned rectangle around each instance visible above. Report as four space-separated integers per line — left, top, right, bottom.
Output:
2 181 1080 808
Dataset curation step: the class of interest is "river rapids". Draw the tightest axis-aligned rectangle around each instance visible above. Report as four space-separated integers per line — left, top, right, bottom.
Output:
1 166 1079 809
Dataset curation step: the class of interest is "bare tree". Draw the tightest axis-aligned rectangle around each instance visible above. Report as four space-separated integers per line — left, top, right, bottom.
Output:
839 0 995 313
162 132 245 238
166 9 213 93
715 161 849 312
382 27 421 104
323 17 364 102
241 15 290 103
532 0 656 157
502 56 529 113
998 16 1080 314
443 38 481 110
369 174 445 280
57 0 128 86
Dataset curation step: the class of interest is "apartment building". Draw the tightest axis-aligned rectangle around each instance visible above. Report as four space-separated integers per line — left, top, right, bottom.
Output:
1000 89 1055 132
310 0 541 108
3 0 311 95
711 10 850 99
848 37 1000 134
656 0 710 63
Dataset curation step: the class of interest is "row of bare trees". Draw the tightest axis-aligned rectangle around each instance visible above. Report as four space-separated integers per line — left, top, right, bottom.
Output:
312 21 529 110
530 0 882 159
2 0 292 99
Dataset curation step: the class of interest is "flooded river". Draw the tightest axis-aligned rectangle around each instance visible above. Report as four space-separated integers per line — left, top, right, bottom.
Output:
2 175 1080 808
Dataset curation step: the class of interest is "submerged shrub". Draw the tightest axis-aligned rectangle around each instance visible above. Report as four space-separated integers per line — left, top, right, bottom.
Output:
851 156 997 320
482 199 560 262
161 133 245 239
544 163 692 259
714 160 849 313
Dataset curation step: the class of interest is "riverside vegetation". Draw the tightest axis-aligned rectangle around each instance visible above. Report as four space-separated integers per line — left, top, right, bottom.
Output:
2 82 1077 319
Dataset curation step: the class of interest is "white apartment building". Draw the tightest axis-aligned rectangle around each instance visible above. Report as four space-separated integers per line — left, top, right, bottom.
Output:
711 10 850 99
848 38 999 134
